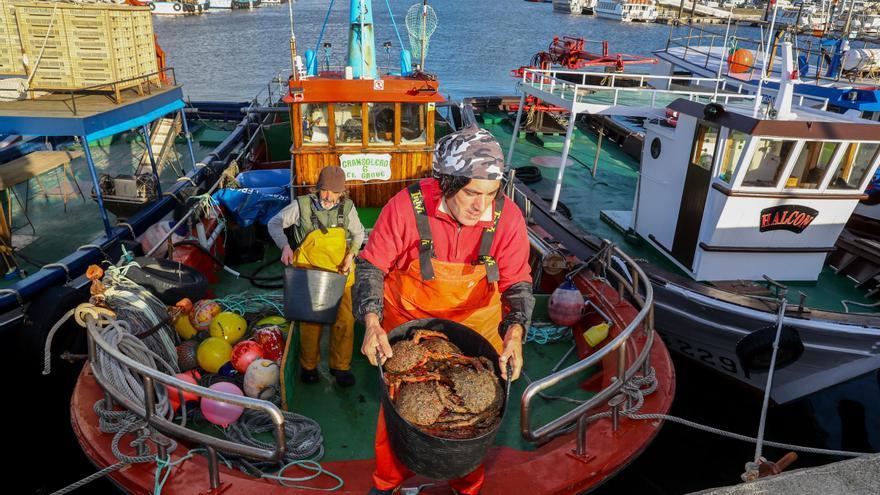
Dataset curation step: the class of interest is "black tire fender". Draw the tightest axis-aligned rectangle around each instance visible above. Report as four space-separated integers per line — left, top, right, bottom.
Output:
735 324 805 374
540 197 572 220
514 165 542 184
173 2 182 11
125 256 208 305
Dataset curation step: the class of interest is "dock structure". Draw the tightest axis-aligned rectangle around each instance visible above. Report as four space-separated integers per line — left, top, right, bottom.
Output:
691 453 880 495
654 0 763 23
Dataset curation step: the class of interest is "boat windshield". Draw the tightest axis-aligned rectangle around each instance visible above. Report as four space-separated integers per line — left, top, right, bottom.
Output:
741 139 798 188
401 103 427 144
335 103 363 146
827 142 880 190
785 141 839 190
368 103 395 145
302 104 330 145
717 130 748 183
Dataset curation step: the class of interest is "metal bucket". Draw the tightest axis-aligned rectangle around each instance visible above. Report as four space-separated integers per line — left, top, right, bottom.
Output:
282 266 346 324
379 318 509 480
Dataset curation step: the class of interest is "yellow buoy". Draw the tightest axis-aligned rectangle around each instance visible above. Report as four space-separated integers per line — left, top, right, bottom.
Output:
174 314 199 340
209 312 248 344
197 337 233 373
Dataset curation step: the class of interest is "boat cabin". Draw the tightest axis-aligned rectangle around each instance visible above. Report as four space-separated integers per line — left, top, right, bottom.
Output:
284 75 443 207
632 100 880 282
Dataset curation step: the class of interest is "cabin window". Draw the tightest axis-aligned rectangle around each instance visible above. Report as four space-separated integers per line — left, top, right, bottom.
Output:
828 142 880 190
741 139 797 188
785 141 839 190
717 130 747 183
401 103 427 144
690 122 719 172
368 103 395 145
302 104 330 145
334 103 363 145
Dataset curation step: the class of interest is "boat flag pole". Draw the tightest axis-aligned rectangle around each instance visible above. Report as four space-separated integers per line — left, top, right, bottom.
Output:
420 0 427 69
288 0 297 76
753 0 779 117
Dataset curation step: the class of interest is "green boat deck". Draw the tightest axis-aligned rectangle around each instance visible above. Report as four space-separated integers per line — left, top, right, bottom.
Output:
206 227 598 460
0 123 233 288
481 117 880 315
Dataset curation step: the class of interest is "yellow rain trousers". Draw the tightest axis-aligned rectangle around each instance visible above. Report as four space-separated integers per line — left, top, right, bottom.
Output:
290 226 355 372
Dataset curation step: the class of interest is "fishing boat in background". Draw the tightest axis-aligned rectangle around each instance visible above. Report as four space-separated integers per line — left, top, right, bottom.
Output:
594 0 658 23
53 1 676 493
490 34 880 407
145 0 210 15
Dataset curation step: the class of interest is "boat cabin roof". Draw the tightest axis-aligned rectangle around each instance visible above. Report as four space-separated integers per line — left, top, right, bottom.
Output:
669 99 880 141
0 85 184 140
284 74 444 104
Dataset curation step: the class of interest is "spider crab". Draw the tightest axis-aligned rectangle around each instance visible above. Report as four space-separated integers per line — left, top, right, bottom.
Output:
383 329 504 438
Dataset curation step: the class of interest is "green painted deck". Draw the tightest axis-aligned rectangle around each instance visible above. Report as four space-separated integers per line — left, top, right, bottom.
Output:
0 123 234 287
481 118 880 314
205 213 598 461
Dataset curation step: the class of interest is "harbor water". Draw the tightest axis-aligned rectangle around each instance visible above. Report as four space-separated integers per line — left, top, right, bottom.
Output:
33 1 879 493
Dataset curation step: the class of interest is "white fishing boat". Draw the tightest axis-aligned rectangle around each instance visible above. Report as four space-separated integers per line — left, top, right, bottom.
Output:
209 0 232 9
595 0 657 22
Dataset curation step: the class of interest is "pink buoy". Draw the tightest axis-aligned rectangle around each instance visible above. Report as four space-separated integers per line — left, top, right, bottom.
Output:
201 381 244 427
549 279 585 327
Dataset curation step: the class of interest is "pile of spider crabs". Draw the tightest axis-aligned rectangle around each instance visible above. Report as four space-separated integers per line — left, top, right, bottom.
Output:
383 329 505 439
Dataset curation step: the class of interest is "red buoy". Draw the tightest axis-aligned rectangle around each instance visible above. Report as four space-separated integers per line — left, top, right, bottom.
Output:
549 279 585 327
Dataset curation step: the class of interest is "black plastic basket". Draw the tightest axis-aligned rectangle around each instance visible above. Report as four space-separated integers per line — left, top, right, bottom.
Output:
282 266 346 324
379 318 509 480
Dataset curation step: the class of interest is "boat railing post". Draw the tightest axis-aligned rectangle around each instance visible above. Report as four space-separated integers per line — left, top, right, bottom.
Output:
706 35 716 68
142 124 163 196
180 108 197 172
616 340 627 384
142 375 156 422
609 393 625 432
592 126 604 178
82 137 114 239
550 113 577 213
205 445 221 489
507 93 526 166
575 413 589 456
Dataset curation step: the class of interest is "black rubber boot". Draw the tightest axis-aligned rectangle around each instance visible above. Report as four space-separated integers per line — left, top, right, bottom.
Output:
300 366 319 384
330 368 356 388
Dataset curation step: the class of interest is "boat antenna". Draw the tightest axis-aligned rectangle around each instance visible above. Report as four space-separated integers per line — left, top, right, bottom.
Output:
288 0 297 78
712 6 735 101
753 0 780 117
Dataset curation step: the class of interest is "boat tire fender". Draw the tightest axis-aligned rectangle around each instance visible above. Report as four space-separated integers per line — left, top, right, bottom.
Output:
514 166 542 184
735 325 805 374
125 256 208 305
540 197 572 220
173 2 182 11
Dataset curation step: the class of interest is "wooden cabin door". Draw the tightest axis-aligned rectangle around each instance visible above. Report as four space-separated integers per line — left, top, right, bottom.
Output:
671 123 719 269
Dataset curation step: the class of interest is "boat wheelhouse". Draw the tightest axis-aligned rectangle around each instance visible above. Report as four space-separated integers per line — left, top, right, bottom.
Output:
595 0 657 23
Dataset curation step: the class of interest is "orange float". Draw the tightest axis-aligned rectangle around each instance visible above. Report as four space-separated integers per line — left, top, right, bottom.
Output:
728 48 754 74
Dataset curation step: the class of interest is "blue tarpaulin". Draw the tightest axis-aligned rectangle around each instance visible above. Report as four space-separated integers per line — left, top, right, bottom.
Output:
213 187 291 227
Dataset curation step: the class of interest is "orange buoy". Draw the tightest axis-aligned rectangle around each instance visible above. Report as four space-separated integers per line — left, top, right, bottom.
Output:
728 49 754 74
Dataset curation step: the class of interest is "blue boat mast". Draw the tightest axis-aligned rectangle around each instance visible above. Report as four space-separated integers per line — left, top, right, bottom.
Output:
348 0 378 79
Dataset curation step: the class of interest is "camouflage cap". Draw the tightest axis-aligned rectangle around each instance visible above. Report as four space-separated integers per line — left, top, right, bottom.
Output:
433 126 505 180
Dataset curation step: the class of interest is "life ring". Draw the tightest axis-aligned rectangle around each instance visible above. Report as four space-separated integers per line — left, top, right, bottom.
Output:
124 256 208 305
514 165 542 184
173 2 182 11
735 324 805 373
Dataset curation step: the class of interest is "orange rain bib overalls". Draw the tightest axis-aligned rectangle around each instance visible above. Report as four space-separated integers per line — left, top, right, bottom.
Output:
373 184 505 495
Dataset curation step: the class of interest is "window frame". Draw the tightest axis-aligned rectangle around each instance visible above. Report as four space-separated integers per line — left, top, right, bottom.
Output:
822 141 880 193
733 137 802 191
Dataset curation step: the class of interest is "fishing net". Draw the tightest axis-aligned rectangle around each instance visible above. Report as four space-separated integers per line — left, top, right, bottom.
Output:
405 2 438 65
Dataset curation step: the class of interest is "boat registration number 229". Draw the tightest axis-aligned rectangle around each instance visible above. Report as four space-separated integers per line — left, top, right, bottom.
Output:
660 335 740 376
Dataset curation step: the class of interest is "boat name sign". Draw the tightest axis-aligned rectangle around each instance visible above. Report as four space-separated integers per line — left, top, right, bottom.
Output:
340 154 392 181
759 205 818 234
